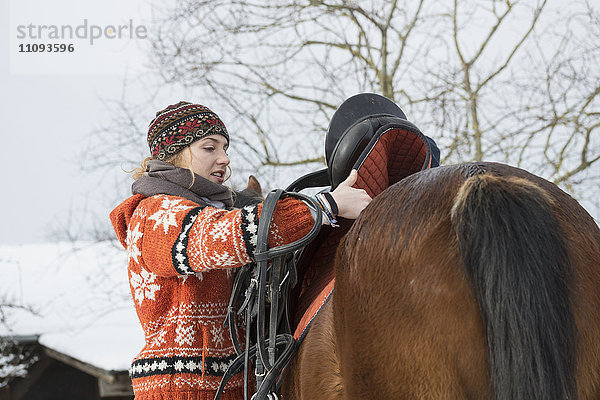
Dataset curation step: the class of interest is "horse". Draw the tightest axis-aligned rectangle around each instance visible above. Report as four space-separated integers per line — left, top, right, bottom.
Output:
281 161 600 400
233 175 264 208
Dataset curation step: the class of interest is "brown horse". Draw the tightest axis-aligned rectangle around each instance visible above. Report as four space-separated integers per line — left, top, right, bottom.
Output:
282 162 600 400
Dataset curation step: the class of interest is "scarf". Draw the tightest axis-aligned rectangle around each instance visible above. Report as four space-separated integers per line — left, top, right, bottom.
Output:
132 160 234 209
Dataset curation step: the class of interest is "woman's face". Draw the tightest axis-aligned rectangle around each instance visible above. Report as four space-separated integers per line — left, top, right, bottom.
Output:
189 135 230 184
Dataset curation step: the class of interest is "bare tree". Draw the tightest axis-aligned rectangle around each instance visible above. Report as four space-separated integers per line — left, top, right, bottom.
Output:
0 294 38 388
86 0 598 220
415 0 599 207
0 339 38 389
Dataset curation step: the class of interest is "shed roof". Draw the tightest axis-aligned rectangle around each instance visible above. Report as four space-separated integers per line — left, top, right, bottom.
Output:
0 241 144 372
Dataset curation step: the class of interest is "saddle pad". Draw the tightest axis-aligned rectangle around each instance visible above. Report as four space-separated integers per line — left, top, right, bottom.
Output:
354 126 429 197
293 278 335 341
291 126 430 342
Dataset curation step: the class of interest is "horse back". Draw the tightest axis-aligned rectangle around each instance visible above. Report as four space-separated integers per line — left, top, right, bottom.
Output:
333 162 600 399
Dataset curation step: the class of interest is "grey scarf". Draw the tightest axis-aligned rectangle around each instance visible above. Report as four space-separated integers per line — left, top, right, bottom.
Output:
132 160 234 209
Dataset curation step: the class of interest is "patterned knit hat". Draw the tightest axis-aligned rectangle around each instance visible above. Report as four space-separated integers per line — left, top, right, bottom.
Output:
147 101 229 160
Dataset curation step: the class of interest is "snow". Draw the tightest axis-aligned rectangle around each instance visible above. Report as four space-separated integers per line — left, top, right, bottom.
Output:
0 241 144 372
0 353 29 383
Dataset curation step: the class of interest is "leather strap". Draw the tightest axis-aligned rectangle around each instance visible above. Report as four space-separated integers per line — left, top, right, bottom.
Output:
215 190 322 400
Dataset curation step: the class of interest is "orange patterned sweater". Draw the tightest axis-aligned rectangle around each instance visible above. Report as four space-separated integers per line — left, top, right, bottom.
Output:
110 194 313 400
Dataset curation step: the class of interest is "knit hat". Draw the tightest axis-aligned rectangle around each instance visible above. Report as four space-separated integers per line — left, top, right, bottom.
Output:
147 101 229 160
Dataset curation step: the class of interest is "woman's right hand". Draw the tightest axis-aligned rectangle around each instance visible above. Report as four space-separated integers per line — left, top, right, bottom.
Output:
330 170 372 219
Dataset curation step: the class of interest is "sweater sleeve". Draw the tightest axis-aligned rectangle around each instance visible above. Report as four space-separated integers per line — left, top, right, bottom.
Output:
139 194 314 277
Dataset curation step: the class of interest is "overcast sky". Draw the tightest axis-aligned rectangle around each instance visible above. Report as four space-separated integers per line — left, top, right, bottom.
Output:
2 0 598 245
0 0 281 245
1 0 156 244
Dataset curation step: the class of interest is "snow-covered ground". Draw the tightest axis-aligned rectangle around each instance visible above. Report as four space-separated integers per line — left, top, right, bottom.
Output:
0 241 144 371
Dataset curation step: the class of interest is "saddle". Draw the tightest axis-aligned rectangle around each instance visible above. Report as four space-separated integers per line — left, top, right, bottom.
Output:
287 93 440 193
216 93 439 400
289 93 438 342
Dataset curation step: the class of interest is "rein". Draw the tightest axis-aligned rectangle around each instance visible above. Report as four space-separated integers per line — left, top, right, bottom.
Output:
215 190 322 400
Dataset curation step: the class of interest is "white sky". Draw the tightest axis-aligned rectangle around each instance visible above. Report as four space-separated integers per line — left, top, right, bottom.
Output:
1 0 597 246
1 0 153 244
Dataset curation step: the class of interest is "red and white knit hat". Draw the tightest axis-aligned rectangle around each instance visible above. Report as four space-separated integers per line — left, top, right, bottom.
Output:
147 101 229 160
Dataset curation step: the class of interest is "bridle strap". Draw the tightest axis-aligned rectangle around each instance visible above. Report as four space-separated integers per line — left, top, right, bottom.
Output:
215 190 322 400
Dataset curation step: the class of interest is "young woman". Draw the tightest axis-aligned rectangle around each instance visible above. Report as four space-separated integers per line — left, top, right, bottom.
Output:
110 101 371 400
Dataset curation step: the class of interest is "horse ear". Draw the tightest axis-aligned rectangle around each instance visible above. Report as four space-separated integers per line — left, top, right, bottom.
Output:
247 175 263 195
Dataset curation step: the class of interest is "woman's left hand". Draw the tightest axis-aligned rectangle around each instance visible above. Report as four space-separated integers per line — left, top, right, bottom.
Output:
330 170 372 219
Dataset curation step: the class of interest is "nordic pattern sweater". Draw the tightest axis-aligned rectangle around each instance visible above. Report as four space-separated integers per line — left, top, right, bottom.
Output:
110 193 313 400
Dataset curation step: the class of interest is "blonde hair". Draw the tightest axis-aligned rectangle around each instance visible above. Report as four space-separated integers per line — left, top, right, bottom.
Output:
131 147 195 183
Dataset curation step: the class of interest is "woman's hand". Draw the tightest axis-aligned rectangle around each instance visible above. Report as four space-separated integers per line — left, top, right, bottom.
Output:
330 170 372 219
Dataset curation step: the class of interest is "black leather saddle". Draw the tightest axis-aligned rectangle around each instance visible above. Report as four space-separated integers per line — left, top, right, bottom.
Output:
287 93 439 192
